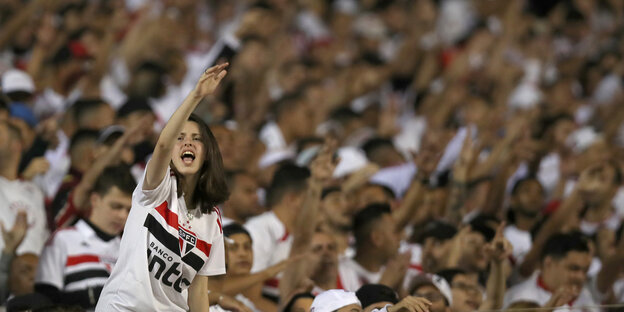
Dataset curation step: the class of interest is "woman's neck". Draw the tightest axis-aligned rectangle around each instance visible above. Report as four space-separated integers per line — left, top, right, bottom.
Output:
183 174 199 209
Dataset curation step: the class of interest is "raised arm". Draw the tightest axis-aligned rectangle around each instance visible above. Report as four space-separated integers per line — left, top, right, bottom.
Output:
518 168 589 277
143 63 228 190
72 120 145 211
280 141 338 298
480 222 513 311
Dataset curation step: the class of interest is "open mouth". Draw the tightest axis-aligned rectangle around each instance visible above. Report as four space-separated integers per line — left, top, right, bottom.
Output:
181 150 196 165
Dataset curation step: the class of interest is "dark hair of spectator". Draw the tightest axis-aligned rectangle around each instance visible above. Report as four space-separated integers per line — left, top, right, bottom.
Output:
321 186 341 200
356 284 399 308
353 203 392 246
541 232 590 261
73 98 107 125
296 137 324 154
330 107 361 124
468 214 499 242
93 165 137 196
265 163 311 208
117 97 153 119
223 223 252 241
0 96 8 112
416 220 458 244
274 91 306 120
436 268 468 286
69 129 99 151
361 137 396 159
282 292 315 312
363 183 396 200
170 114 230 214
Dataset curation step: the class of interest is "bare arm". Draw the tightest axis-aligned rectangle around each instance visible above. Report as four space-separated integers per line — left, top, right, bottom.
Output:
480 223 512 311
143 63 228 190
518 188 584 277
73 121 143 210
280 141 338 297
188 275 209 312
596 229 624 294
214 260 291 295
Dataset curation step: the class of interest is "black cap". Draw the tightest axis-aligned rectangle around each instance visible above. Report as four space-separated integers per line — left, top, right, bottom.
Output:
356 284 398 308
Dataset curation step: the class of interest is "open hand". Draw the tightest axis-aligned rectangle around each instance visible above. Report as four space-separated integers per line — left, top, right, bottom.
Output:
1 211 28 253
310 139 339 184
217 294 253 312
387 296 432 312
22 157 50 180
193 63 229 98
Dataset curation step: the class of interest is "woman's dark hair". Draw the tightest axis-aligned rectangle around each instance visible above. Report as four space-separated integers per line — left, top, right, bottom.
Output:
171 113 230 214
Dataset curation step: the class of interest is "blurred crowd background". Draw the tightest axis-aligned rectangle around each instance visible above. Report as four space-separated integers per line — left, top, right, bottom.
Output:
1 0 624 311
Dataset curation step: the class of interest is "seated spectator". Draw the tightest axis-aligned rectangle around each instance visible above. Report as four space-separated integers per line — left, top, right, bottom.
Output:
34 165 135 309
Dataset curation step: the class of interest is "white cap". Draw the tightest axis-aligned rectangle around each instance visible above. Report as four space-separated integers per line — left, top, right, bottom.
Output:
333 147 368 178
1 69 35 94
566 127 602 154
258 149 295 169
311 290 361 312
410 274 453 306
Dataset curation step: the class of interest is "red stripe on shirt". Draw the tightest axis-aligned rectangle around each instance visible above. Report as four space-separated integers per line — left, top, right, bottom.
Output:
195 239 212 258
155 201 179 230
265 277 279 288
66 254 100 266
409 263 423 271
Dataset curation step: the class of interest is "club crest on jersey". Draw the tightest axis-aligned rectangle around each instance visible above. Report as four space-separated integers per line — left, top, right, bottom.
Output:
179 227 197 256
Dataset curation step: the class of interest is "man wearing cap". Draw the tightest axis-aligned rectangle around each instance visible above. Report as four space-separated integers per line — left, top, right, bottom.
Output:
1 69 35 105
409 274 453 312
311 289 362 312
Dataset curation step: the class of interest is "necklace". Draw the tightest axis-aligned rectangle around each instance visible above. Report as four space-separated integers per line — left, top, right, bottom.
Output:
187 210 195 221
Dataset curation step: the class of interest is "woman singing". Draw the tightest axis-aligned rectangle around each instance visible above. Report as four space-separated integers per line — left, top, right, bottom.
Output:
96 63 230 311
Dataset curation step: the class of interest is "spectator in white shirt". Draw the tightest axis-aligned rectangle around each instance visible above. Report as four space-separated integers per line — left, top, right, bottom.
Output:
504 232 596 310
0 121 49 256
35 165 135 309
259 92 315 153
338 203 402 292
504 177 545 265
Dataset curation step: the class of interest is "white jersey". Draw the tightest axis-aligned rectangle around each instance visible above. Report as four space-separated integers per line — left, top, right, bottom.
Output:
337 257 383 291
503 272 598 312
35 219 120 292
244 211 293 298
0 177 49 255
504 225 532 265
96 167 226 311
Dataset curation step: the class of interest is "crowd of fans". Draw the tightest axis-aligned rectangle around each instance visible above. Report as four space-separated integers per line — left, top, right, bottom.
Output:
1 0 624 311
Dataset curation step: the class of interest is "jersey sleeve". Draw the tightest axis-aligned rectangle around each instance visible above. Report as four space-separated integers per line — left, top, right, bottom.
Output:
134 163 173 209
245 221 272 273
35 233 67 290
198 214 226 276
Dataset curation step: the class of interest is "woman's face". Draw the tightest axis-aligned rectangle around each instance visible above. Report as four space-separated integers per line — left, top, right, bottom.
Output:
171 121 205 176
226 233 253 275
